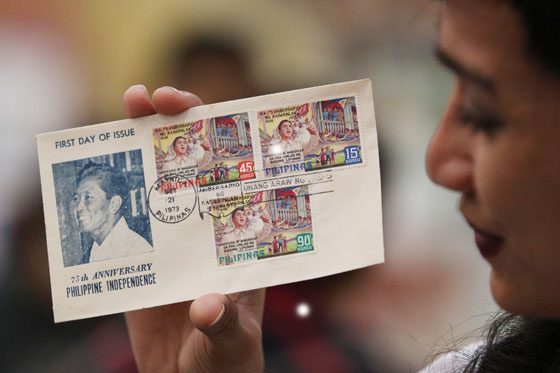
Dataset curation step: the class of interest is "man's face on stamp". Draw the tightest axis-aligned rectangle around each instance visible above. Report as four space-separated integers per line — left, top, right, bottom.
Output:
278 121 294 140
73 177 117 236
173 137 189 157
232 209 247 228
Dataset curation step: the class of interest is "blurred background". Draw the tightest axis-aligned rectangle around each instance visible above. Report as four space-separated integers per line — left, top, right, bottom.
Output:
0 0 497 371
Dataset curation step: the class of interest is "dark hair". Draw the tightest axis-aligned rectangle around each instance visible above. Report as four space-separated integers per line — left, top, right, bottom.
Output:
278 120 292 131
77 163 129 216
231 206 245 219
172 136 187 149
461 312 560 372
507 1 560 77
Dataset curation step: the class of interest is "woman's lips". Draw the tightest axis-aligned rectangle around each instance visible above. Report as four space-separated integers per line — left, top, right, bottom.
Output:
473 228 504 259
464 218 504 259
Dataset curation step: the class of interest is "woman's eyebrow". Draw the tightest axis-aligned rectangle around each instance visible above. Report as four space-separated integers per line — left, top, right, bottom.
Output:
435 46 495 93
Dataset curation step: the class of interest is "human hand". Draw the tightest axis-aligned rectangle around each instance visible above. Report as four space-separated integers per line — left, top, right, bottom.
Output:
122 85 265 372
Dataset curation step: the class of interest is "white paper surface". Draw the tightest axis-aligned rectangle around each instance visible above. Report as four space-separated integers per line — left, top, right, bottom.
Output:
37 79 384 322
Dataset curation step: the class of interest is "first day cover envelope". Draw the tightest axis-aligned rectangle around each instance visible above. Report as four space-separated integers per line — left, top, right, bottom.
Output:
37 79 384 322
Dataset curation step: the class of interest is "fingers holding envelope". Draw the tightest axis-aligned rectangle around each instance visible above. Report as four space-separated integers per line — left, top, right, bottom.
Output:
187 290 266 372
125 290 265 372
122 85 265 372
123 84 203 117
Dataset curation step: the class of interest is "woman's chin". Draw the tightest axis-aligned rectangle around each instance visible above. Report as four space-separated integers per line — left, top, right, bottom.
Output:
489 270 525 315
489 270 560 318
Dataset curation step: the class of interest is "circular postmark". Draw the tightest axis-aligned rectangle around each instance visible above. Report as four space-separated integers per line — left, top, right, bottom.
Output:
147 173 198 224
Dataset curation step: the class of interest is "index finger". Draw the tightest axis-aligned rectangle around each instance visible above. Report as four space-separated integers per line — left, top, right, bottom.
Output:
123 84 156 118
152 86 204 115
123 85 204 119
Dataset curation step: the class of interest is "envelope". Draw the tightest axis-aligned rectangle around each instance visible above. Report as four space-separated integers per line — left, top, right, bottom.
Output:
36 79 384 322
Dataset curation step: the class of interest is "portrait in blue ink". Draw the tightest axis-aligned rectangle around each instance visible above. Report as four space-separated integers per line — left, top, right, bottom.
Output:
52 150 153 267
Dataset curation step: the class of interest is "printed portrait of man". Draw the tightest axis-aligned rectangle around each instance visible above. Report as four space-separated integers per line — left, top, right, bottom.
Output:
160 134 211 174
161 136 196 171
73 164 153 263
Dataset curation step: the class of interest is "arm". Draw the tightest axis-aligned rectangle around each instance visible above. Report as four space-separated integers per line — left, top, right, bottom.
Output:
201 142 211 151
123 85 265 373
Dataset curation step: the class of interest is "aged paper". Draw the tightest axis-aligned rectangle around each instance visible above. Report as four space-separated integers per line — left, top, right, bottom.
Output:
37 79 384 322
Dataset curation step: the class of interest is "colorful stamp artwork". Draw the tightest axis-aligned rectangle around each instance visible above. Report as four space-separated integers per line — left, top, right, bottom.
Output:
152 113 255 190
258 97 362 177
209 185 313 267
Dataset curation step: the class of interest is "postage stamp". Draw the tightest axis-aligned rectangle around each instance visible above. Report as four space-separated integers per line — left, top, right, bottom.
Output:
52 149 153 267
207 184 314 267
152 113 255 193
258 96 363 178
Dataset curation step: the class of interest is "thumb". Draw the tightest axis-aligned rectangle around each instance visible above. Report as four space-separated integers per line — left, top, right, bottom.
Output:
189 293 237 339
189 290 264 342
189 291 264 371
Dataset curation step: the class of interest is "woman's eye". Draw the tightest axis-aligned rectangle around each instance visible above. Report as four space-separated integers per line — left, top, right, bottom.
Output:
457 106 504 134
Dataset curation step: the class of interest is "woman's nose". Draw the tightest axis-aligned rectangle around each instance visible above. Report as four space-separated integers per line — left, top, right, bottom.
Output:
426 84 474 193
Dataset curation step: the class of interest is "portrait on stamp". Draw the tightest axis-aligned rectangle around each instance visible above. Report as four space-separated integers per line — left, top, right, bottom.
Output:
210 185 314 267
153 120 213 183
259 97 362 176
152 113 254 189
52 150 153 267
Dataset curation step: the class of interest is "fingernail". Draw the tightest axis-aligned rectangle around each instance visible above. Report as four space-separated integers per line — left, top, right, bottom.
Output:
209 304 225 326
170 86 192 97
130 84 148 93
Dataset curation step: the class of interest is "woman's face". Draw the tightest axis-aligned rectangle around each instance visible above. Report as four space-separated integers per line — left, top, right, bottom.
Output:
426 1 560 317
278 121 294 140
232 209 247 228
